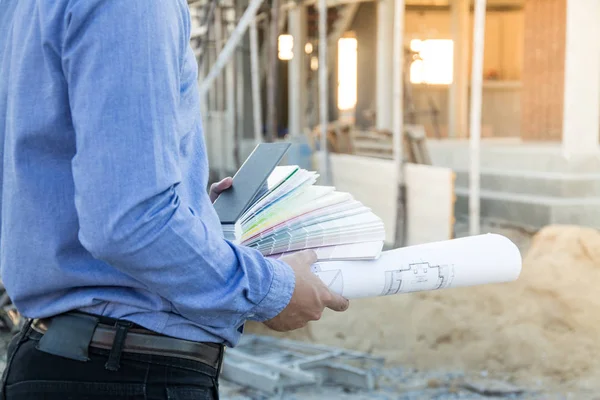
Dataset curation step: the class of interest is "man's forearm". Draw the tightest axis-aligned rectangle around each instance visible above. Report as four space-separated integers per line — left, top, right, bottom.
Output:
64 0 295 328
79 184 295 328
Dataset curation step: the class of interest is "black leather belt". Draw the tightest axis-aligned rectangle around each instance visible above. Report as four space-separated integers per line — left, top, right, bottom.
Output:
30 313 224 372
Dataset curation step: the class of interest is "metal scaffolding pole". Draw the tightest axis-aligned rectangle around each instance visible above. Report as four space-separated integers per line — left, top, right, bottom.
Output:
469 0 487 236
234 54 243 168
249 18 263 145
199 0 264 96
376 0 394 131
318 0 330 184
196 0 217 66
392 0 406 247
449 0 469 138
214 6 226 178
266 0 280 142
234 1 246 168
392 0 405 168
226 29 236 171
288 4 307 138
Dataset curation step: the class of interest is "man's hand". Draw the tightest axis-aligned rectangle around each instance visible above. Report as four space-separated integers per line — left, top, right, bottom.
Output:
209 177 233 203
264 250 350 332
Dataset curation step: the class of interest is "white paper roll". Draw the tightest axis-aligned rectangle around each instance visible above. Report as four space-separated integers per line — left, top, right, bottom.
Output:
312 233 522 299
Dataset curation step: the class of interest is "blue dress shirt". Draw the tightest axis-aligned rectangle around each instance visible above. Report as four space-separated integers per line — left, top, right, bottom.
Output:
0 0 295 346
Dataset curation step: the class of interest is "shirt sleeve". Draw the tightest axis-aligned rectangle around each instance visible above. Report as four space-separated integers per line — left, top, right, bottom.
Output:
61 0 295 330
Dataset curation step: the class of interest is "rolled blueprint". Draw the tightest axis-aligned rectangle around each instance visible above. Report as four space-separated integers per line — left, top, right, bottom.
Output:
311 233 522 299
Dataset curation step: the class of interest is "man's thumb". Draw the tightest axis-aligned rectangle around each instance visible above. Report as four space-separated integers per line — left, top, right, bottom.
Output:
216 177 233 192
324 291 349 312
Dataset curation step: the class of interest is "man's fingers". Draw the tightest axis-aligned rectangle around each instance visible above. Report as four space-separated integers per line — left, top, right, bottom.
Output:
213 177 233 193
324 290 350 312
280 249 318 269
209 177 233 202
298 249 318 266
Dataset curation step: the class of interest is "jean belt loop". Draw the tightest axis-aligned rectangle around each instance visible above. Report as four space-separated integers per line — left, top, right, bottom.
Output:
217 346 225 378
104 320 133 372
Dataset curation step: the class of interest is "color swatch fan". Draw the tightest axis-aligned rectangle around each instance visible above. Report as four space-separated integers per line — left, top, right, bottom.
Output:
213 143 385 261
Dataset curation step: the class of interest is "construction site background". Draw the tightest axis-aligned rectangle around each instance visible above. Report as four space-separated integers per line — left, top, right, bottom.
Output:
242 221 600 398
1 0 599 399
170 0 600 397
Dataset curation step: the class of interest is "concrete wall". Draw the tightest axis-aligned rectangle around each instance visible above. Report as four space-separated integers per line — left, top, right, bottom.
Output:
411 81 521 138
429 140 600 229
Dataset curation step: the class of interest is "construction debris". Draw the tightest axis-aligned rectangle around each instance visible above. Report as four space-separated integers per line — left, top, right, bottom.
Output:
312 121 433 166
247 223 600 394
221 334 384 394
309 121 353 154
220 365 542 400
461 378 524 397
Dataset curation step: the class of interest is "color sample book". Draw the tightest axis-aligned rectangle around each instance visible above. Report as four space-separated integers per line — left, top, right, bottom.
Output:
221 164 385 261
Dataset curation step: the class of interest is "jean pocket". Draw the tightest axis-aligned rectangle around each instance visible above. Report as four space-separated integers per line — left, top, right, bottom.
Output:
166 386 215 400
5 380 145 399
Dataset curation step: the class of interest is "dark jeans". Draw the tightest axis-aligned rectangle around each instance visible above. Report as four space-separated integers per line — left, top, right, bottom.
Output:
0 322 219 400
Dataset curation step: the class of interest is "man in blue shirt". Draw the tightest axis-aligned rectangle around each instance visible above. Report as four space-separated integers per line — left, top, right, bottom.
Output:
0 0 349 398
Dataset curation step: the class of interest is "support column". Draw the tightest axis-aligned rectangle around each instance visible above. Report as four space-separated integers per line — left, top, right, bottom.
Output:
449 0 469 138
468 0 487 236
266 0 281 142
318 0 331 184
288 4 307 137
521 0 566 141
376 0 394 131
562 0 600 156
392 0 406 246
249 18 263 145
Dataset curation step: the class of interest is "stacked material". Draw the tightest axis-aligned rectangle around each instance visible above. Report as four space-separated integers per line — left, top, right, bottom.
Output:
224 165 385 261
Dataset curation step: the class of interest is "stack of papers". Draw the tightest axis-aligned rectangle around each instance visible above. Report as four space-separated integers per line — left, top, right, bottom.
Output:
223 165 386 261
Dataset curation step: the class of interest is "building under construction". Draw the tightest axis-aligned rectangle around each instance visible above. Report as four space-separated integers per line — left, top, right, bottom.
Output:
191 0 600 245
1 2 600 398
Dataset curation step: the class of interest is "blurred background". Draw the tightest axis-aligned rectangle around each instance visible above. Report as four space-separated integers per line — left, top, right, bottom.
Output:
188 0 600 398
3 1 598 399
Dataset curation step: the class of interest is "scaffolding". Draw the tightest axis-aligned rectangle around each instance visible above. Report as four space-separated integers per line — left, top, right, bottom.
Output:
221 334 384 394
187 0 355 183
190 0 487 241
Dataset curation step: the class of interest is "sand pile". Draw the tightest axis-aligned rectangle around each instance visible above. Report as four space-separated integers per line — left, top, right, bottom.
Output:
248 225 600 389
